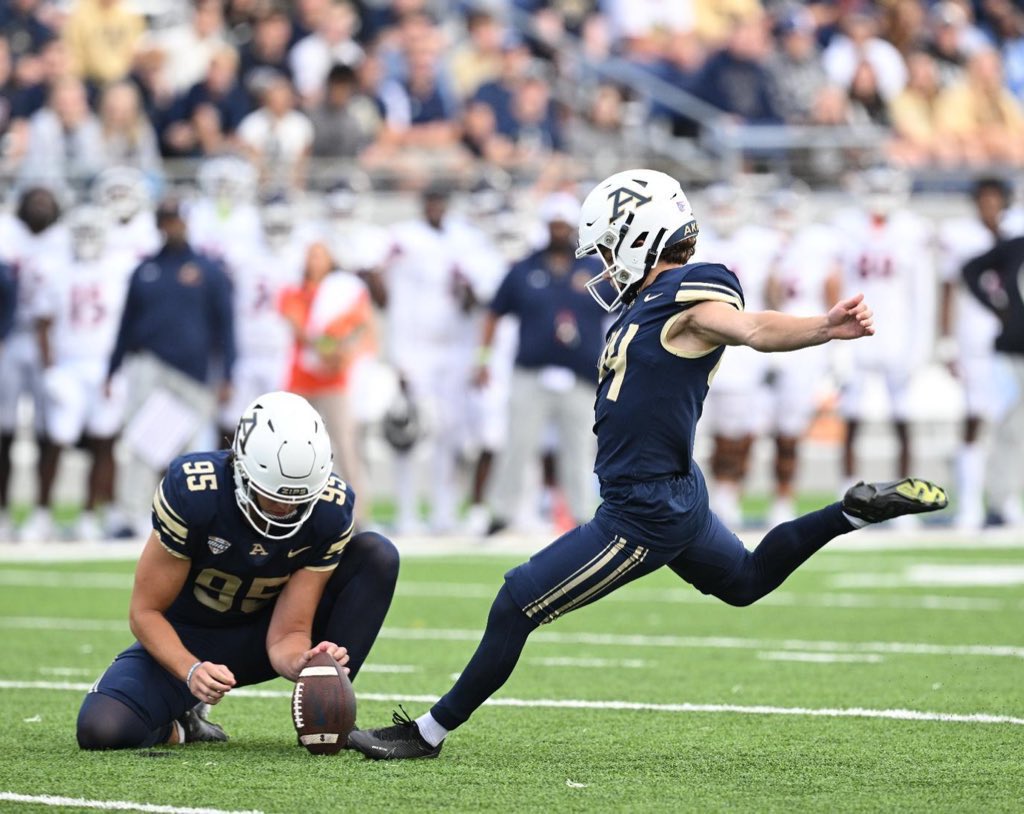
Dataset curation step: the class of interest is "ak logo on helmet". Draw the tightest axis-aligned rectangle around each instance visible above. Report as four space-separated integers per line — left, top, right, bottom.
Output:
607 186 652 222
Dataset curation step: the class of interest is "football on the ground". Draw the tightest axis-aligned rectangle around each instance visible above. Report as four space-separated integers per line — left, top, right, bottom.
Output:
291 651 357 755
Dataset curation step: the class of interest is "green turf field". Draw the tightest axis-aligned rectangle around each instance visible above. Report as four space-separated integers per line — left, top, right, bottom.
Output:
0 540 1022 813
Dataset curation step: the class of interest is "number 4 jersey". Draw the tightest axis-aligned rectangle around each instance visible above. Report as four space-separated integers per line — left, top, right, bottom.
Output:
594 262 744 486
152 450 355 627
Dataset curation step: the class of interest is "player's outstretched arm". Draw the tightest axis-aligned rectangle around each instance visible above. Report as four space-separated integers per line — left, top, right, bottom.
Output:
129 532 237 704
668 294 874 355
266 568 349 682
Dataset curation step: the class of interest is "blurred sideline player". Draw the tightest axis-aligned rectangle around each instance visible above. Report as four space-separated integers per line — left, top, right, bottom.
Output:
186 155 261 262
76 392 399 749
0 187 68 541
347 170 947 760
384 184 501 534
937 178 1015 529
320 178 389 309
835 169 934 506
764 188 842 524
34 207 137 540
219 197 310 437
92 166 161 262
694 184 776 527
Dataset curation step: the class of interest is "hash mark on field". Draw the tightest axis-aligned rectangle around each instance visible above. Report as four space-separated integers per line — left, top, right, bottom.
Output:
2 681 1021 727
529 657 651 669
834 565 1024 589
757 651 885 664
0 791 262 814
39 667 96 676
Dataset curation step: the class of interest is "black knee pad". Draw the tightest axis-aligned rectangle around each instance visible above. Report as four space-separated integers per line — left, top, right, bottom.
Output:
349 531 401 583
76 693 153 750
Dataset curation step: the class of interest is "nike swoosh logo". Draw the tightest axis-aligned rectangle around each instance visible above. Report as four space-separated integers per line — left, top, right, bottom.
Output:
644 293 663 302
287 546 311 558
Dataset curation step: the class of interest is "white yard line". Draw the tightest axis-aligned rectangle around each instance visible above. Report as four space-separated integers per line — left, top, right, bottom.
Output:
0 570 1016 614
528 657 651 669
2 616 1023 659
0 792 262 814
757 651 885 664
2 529 1024 563
0 680 1020 727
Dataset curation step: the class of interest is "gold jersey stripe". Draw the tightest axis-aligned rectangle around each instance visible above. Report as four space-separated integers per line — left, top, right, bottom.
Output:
304 563 341 573
154 482 188 540
543 545 649 624
523 540 617 618
157 539 190 560
675 290 744 311
154 516 185 547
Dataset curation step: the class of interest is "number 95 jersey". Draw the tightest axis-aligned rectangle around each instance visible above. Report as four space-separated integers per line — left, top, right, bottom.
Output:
152 450 355 627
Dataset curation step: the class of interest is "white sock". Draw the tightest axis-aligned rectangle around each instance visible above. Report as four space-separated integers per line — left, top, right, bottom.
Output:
415 712 448 747
956 443 985 518
842 511 869 529
171 719 185 744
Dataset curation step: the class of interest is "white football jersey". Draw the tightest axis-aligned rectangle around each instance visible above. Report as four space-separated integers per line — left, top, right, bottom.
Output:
771 223 840 316
835 209 935 364
34 249 135 363
107 211 161 263
386 216 504 369
936 216 1002 357
223 236 307 358
0 214 70 334
321 218 390 275
694 223 777 390
185 199 262 262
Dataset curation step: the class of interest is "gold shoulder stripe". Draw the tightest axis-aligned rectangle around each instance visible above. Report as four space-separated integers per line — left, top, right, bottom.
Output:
158 480 187 526
158 539 190 560
677 280 741 295
154 482 188 540
660 312 719 359
154 516 185 546
304 563 340 573
675 290 744 311
319 520 355 560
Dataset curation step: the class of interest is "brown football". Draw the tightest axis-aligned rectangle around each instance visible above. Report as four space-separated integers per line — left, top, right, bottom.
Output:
291 651 357 755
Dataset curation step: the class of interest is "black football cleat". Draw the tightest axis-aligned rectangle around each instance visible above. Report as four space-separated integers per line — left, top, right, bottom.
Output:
179 703 228 744
347 708 442 760
843 478 948 524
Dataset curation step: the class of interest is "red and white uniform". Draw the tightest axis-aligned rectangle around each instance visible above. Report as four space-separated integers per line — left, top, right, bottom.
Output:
835 209 934 420
219 235 309 427
694 223 778 438
33 248 135 443
107 211 161 263
0 215 69 433
185 199 261 263
767 222 841 436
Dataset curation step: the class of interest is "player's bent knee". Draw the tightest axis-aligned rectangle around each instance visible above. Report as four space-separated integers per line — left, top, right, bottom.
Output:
349 531 400 583
76 693 151 750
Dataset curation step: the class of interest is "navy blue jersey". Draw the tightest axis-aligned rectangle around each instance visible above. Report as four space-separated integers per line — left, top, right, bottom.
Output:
593 263 744 485
152 450 355 627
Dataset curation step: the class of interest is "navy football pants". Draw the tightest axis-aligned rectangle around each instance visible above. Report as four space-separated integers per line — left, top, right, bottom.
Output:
76 532 399 749
430 481 853 730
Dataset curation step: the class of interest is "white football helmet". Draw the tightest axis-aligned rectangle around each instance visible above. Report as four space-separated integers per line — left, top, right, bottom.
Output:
68 205 109 262
852 167 910 217
93 166 150 224
232 391 334 540
198 155 258 207
576 169 697 311
261 198 294 250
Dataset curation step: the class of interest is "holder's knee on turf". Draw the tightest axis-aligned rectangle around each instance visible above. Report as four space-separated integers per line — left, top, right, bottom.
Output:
77 693 162 750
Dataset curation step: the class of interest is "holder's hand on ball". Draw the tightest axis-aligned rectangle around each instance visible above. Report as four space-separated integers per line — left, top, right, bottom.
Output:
297 641 350 676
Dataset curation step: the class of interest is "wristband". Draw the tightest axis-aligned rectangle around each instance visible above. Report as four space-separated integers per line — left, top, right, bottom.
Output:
185 660 203 691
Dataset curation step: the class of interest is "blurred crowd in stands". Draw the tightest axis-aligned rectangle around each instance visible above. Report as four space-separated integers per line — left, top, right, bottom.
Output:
2 0 1024 191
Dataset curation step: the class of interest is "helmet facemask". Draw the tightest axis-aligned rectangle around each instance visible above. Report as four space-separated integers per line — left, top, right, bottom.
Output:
577 213 641 312
231 451 320 541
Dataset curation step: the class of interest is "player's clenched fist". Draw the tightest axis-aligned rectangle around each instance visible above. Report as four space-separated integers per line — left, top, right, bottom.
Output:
826 293 875 340
186 661 236 705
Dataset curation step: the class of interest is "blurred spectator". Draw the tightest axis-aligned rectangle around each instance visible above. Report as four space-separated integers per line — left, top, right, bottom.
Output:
604 0 695 58
695 0 767 47
473 37 533 138
569 83 624 172
148 0 227 95
19 75 104 186
505 75 563 161
97 81 161 176
473 193 604 533
239 7 294 85
935 47 1024 165
10 37 73 121
767 8 828 124
107 198 235 534
63 0 144 85
280 241 375 525
988 0 1024 100
692 16 782 123
449 10 504 100
0 0 55 64
847 61 890 126
162 45 250 157
889 51 957 166
309 63 381 158
881 0 928 56
459 99 514 165
823 9 907 101
378 42 459 149
926 1 987 88
289 0 363 107
0 37 15 142
237 73 313 189
127 46 173 127
649 32 705 137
